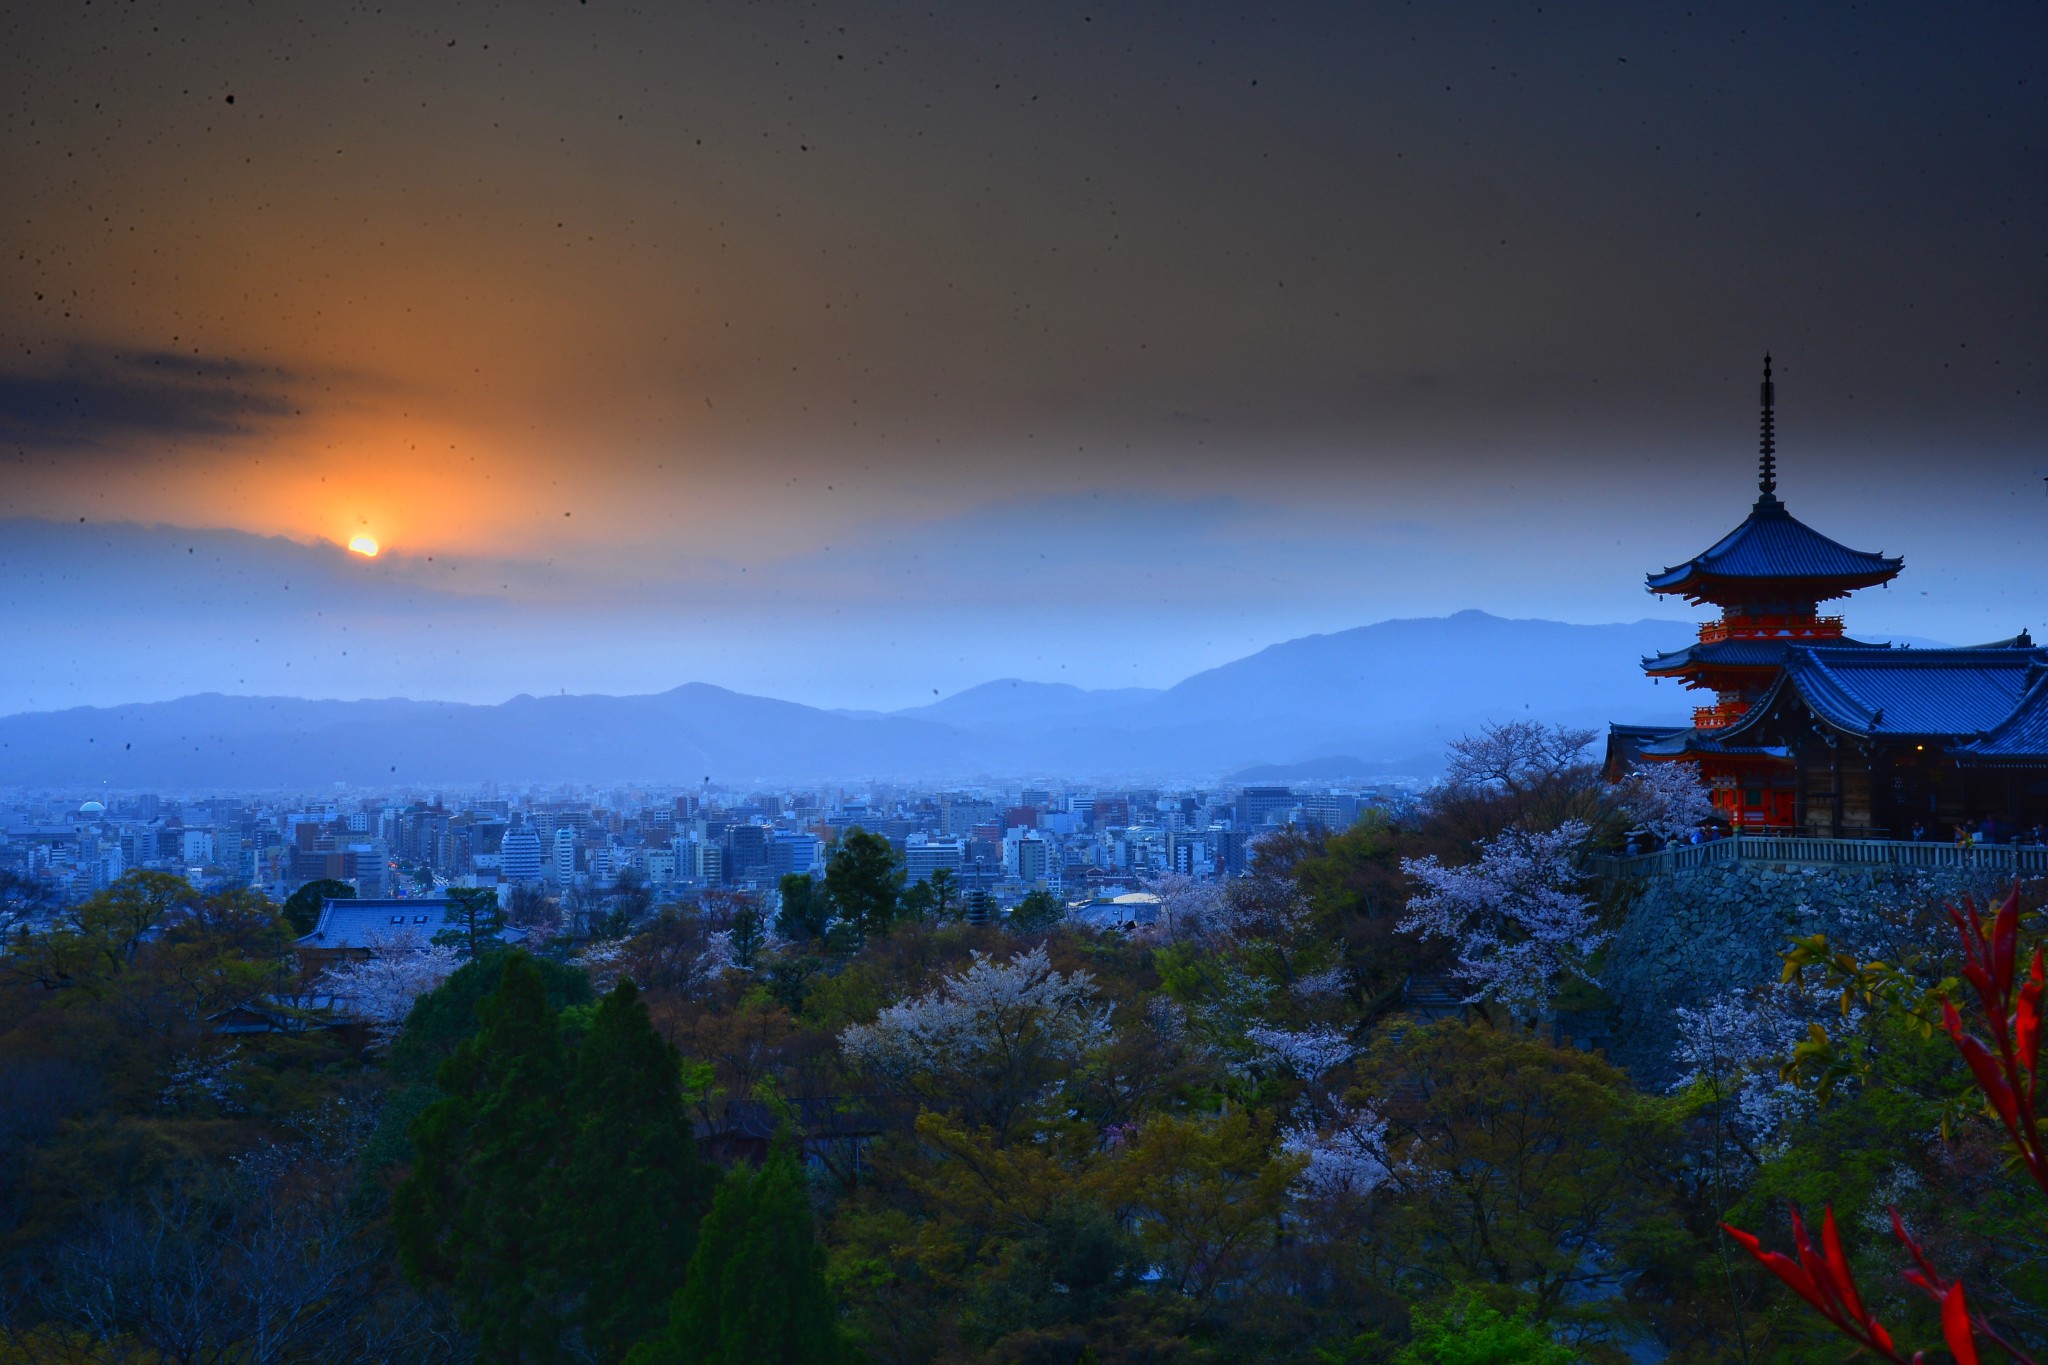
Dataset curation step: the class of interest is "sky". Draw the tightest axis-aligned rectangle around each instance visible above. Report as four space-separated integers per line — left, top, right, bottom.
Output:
2 0 2044 714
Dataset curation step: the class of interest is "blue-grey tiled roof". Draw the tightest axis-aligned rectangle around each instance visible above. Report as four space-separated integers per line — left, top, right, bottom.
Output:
1632 728 1788 759
1642 635 1887 674
1958 675 2048 760
1646 494 1902 598
296 897 451 950
1708 643 2048 743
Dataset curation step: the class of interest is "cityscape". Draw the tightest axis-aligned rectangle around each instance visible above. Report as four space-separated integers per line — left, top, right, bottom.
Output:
4 2 2046 1362
2 777 1400 930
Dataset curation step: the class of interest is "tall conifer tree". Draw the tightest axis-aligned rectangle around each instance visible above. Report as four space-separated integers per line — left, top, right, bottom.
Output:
552 979 717 1360
394 951 569 1362
627 1145 848 1365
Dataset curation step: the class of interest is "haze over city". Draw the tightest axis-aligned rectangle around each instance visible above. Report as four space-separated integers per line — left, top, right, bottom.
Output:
4 0 2044 717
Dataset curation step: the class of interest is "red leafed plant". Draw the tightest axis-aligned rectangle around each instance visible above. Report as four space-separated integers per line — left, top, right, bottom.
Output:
1722 882 2044 1363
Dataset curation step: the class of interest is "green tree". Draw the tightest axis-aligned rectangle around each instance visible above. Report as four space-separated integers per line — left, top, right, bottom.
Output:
389 950 594 1085
777 873 830 941
6 870 198 995
628 1145 848 1365
394 952 570 1362
901 880 937 924
823 828 903 942
281 877 354 937
1388 1292 1575 1365
552 979 718 1360
1289 812 1432 1013
927 866 959 922
1008 889 1065 934
729 900 768 968
433 885 508 959
1362 1022 1674 1320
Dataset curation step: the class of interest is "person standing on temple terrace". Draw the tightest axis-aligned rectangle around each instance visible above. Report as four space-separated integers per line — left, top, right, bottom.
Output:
1911 820 1928 842
1955 823 1976 849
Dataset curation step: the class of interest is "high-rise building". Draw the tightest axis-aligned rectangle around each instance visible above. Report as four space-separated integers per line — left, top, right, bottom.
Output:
725 824 769 885
501 826 543 882
1238 787 1297 829
1015 837 1049 885
768 831 822 878
552 828 577 884
691 842 723 885
904 838 964 883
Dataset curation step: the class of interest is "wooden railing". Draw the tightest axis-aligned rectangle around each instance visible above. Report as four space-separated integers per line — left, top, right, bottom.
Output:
1697 614 1846 644
1588 836 2048 879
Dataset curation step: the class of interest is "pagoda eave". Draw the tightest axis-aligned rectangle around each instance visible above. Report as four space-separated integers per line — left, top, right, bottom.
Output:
1646 571 1899 607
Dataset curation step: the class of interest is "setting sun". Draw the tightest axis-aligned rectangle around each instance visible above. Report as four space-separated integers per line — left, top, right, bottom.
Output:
347 535 380 558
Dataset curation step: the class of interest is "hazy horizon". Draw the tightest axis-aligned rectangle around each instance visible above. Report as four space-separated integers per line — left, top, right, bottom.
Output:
6 2 2043 715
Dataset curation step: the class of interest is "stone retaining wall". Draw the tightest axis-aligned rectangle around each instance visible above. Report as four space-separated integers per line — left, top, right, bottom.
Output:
1599 860 2021 1083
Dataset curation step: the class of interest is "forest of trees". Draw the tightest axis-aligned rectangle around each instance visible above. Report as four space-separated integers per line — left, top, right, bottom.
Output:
0 724 2042 1363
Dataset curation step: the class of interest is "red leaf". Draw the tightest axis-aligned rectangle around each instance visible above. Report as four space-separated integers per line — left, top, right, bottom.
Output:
1722 1222 1829 1315
1993 885 2021 996
2020 957 2043 1078
1942 1283 1980 1365
1944 997 1968 1045
1955 1031 2023 1132
1890 1207 1950 1296
1960 963 2007 1049
1822 1206 1869 1325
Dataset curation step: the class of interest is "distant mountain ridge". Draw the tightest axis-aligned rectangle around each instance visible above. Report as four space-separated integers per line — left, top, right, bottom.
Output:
0 611 1701 789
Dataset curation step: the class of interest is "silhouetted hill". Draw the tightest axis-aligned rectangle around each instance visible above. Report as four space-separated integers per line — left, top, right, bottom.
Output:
890 679 1164 727
0 685 979 789
0 612 1700 789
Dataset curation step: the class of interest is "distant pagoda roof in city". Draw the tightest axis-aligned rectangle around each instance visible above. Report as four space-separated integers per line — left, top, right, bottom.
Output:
1645 492 1903 602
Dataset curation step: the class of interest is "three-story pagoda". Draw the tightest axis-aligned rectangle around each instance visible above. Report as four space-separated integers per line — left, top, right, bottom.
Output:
1608 358 2048 836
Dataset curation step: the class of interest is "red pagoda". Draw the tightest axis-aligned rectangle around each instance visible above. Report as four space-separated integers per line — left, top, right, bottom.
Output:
1608 358 2048 836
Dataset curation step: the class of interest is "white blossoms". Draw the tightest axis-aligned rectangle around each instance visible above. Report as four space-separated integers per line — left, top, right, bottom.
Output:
841 945 1111 1074
1282 1103 1396 1201
1669 986 1823 1153
1245 1024 1354 1079
317 927 461 1045
1612 763 1719 843
1400 821 1606 1010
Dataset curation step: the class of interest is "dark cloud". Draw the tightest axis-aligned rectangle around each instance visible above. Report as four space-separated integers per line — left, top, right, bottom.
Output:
0 347 299 454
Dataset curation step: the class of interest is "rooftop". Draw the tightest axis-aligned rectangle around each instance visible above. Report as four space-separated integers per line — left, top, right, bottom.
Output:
1645 493 1902 604
295 897 451 951
1641 634 1889 677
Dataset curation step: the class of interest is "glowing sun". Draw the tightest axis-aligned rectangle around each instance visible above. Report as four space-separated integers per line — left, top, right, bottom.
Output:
348 535 380 558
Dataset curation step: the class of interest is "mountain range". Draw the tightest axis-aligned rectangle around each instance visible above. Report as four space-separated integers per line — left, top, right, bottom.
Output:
0 611 1709 790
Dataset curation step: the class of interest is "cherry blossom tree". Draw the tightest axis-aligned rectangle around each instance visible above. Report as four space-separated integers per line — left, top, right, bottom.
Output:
841 946 1112 1142
1669 986 1818 1157
1398 821 1605 1012
1139 871 1224 942
1244 1024 1353 1080
317 928 460 1045
1281 1102 1396 1202
1611 761 1718 843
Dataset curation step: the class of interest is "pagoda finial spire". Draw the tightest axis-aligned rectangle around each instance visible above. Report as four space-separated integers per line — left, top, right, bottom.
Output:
1758 353 1778 497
